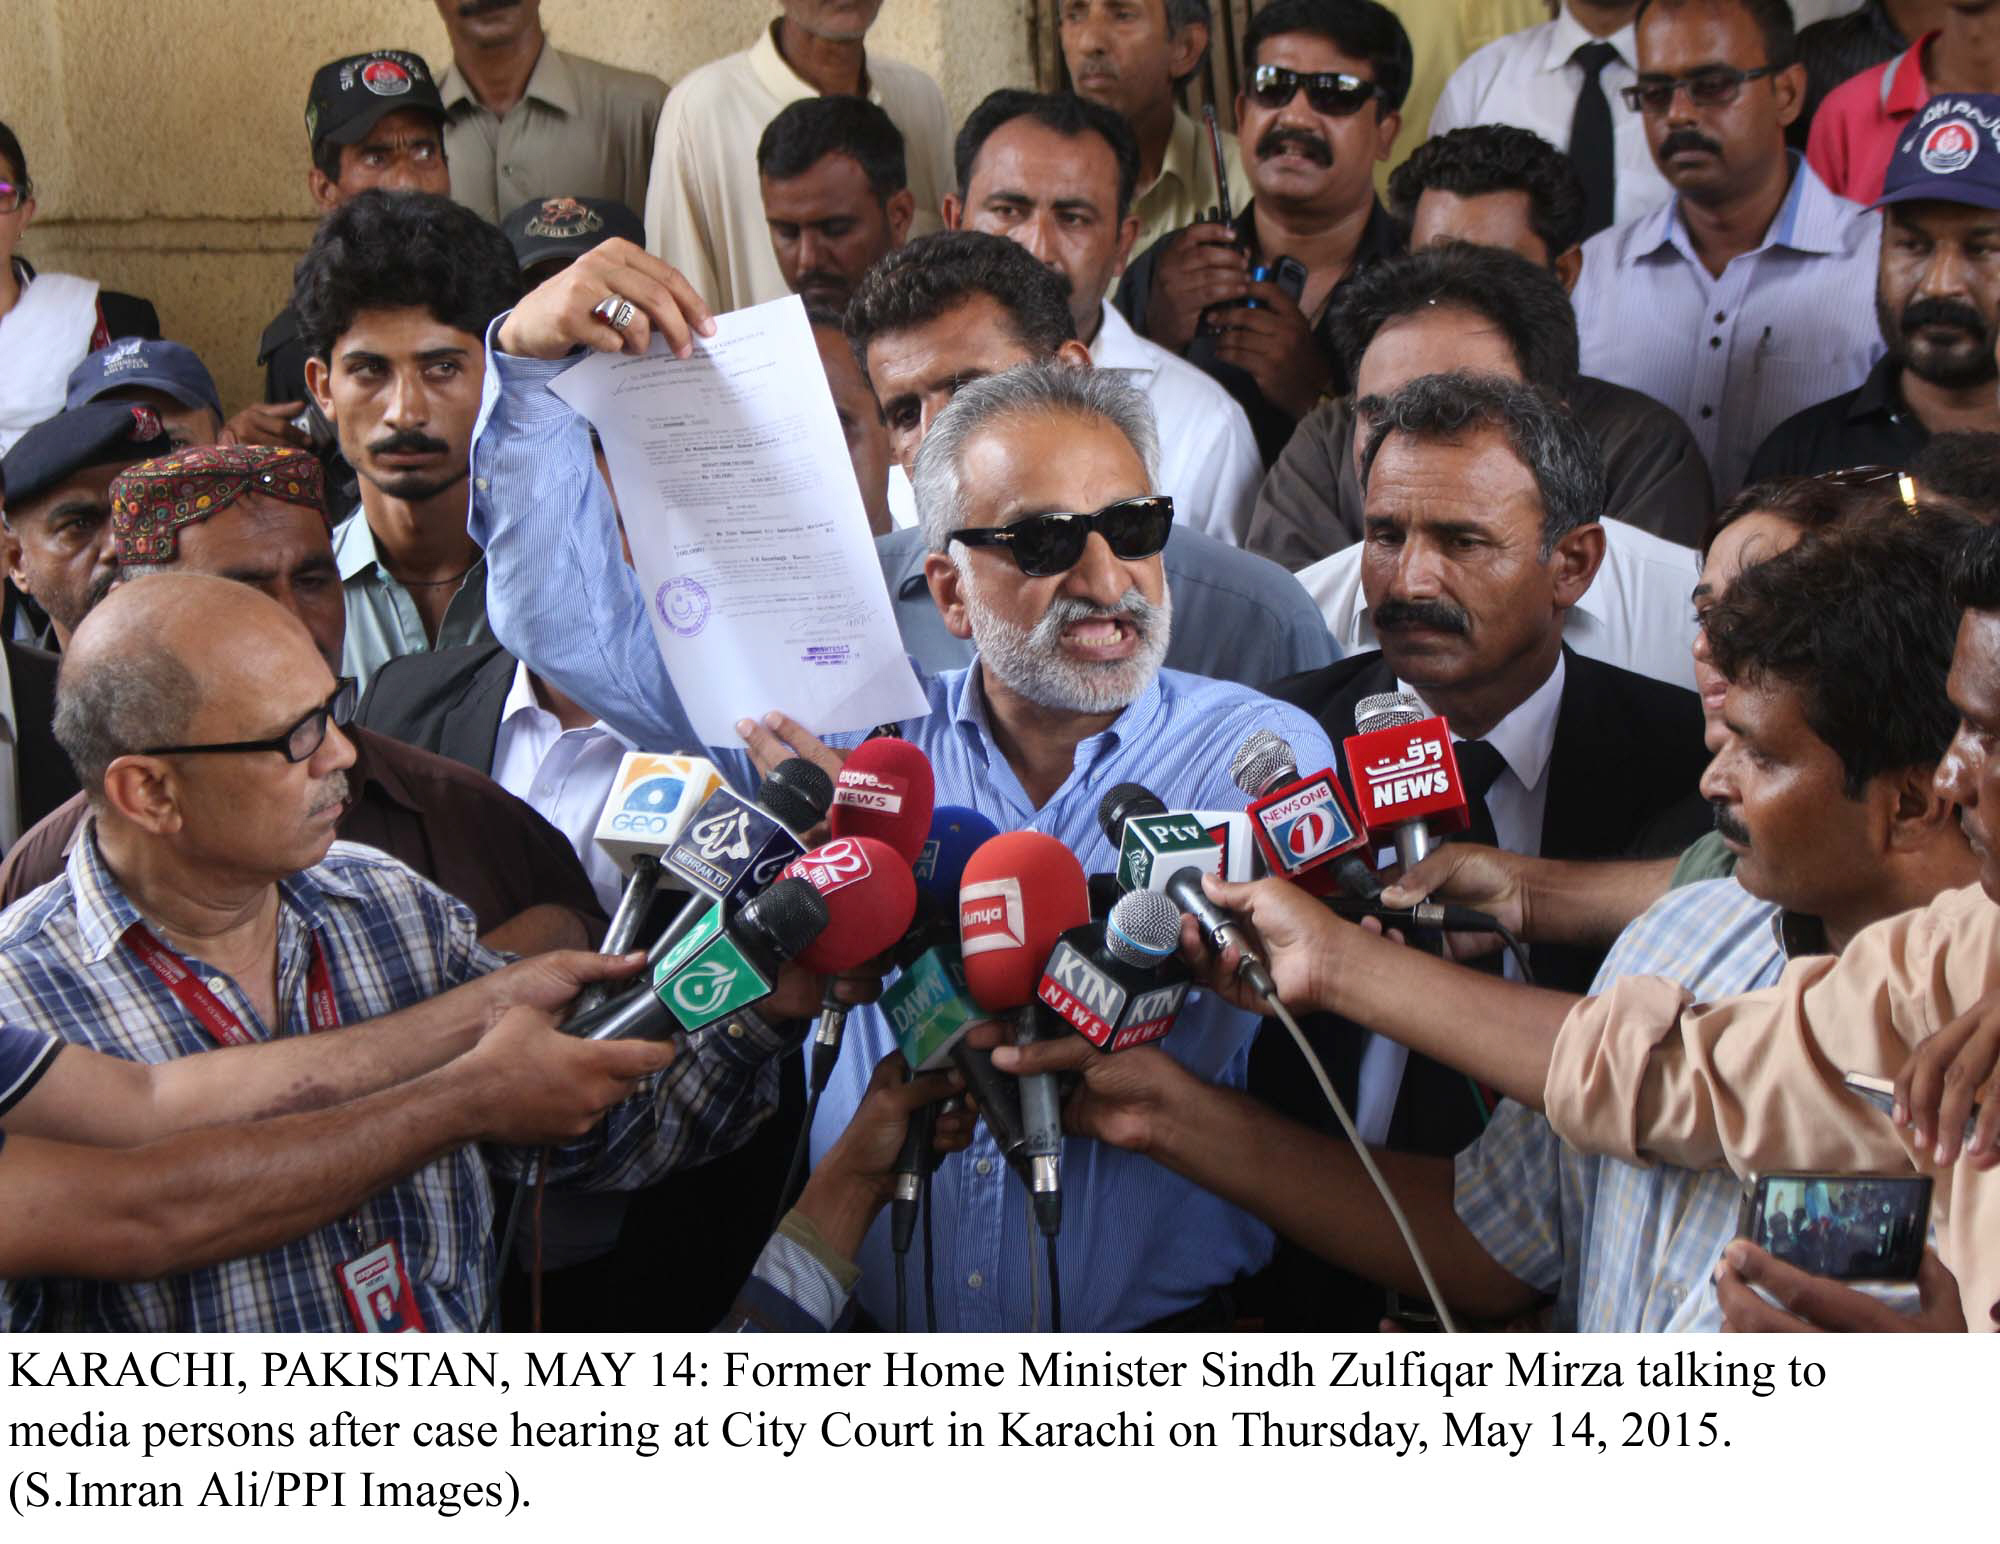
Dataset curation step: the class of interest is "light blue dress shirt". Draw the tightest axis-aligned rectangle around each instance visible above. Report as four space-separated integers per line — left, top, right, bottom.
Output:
467 334 1341 1330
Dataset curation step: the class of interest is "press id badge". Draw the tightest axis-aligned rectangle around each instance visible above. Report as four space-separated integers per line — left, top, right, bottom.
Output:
339 1240 427 1333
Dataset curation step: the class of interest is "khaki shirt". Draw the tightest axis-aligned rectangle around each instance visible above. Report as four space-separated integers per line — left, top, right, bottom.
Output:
1547 881 2000 1329
1132 107 1245 256
1378 0 1549 195
440 44 667 224
641 21 951 313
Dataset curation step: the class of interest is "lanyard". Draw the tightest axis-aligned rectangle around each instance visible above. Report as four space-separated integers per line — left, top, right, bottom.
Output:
121 921 340 1047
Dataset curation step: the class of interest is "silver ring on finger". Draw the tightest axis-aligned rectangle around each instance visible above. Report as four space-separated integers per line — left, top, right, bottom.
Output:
592 294 637 331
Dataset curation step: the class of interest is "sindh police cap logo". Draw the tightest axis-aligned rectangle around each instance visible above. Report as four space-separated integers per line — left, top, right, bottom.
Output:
360 57 414 97
1921 119 1979 176
526 197 604 242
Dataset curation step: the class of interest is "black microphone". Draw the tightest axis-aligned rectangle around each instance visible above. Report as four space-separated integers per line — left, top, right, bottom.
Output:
1326 895 1505 932
1036 889 1192 1052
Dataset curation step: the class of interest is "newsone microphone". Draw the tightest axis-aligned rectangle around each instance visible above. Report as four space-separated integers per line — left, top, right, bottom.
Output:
567 878 829 1041
1229 729 1376 899
1343 692 1473 870
960 830 1092 1236
1036 889 1191 1052
1097 782 1222 894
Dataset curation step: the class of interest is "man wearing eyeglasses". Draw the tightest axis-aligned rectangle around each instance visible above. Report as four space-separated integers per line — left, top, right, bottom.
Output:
470 242 1340 1331
1114 0 1412 463
1567 0 1884 495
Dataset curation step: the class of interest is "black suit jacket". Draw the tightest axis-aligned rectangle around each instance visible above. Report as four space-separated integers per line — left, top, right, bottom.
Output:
6 638 76 845
355 642 515 773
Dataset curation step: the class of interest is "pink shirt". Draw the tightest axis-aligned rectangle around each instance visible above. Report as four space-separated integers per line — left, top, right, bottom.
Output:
1807 32 1934 205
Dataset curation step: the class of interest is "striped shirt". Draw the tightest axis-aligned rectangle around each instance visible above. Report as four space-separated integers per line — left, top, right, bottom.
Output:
0 826 784 1331
1454 877 1797 1331
1572 153 1883 496
469 341 1342 1329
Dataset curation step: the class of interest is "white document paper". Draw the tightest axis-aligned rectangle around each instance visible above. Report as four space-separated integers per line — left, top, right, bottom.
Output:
550 295 926 745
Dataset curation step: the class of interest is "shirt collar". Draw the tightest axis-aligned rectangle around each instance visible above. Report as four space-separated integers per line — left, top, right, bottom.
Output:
438 45 573 114
1650 152 1838 263
1406 650 1566 796
500 656 545 726
749 20 874 106
331 509 381 582
1884 35 1936 118
1538 6 1638 73
946 662 1168 781
1087 300 1151 374
1152 107 1202 201
1845 351 1908 421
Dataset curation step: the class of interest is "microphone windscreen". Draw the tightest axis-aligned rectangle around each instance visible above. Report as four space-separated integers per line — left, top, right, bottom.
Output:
759 757 836 832
1229 731 1299 800
1096 781 1167 846
781 835 919 973
958 831 1091 1011
914 805 1000 913
1354 690 1425 735
739 877 830 960
829 738 935 865
1106 889 1182 966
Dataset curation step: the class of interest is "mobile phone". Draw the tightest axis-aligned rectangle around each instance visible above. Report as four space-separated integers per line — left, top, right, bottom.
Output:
1738 1172 1931 1282
1844 1070 1981 1144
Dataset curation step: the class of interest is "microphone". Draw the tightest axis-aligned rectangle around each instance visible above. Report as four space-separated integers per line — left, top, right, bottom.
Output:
1326 895 1506 932
1036 889 1191 1052
1229 730 1376 899
779 835 918 973
960 830 1092 1237
1097 782 1222 894
567 878 830 1041
1187 810 1262 882
1344 692 1473 870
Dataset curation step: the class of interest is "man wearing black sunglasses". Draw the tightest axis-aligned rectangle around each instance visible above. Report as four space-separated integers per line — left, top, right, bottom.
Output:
1115 0 1412 462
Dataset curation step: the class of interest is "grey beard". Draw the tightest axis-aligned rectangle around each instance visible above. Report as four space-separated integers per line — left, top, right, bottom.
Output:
964 578 1172 715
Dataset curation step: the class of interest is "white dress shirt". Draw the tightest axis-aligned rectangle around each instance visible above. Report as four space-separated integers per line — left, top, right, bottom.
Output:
1294 518 1699 691
0 644 18 855
1430 6 1672 230
1355 654 1568 1143
1087 301 1264 544
489 661 634 917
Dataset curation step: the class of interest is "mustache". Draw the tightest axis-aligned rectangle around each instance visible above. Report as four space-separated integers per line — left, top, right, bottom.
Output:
1031 590 1166 649
1899 296 1992 339
457 0 518 15
309 771 350 819
1255 126 1332 166
84 568 119 616
367 429 452 458
1711 801 1751 847
1374 598 1470 636
1659 129 1723 159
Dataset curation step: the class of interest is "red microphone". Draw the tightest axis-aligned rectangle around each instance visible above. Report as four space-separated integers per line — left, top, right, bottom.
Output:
829 739 935 865
780 835 918 973
1341 693 1471 871
959 831 1090 1238
1228 729 1373 897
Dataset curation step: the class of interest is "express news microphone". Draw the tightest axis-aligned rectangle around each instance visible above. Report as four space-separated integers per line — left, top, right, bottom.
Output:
1343 692 1471 870
1036 888 1191 1052
1229 729 1376 899
1098 782 1222 894
567 877 830 1041
960 830 1091 1237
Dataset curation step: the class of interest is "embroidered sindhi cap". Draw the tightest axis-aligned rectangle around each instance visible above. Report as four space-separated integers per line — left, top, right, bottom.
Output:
110 445 327 565
305 50 446 157
1876 94 2000 214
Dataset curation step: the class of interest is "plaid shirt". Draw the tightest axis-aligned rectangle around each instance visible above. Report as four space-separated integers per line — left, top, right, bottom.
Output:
1455 877 1803 1332
0 826 784 1331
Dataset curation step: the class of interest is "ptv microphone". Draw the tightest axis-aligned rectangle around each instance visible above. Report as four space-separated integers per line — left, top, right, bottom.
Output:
1036 889 1192 1052
1343 692 1472 870
1097 783 1222 895
568 878 829 1041
960 831 1091 1235
1230 730 1376 900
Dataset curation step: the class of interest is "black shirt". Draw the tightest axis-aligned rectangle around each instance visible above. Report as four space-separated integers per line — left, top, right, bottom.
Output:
257 303 357 508
1791 1 1908 149
1744 352 1927 481
1113 199 1406 465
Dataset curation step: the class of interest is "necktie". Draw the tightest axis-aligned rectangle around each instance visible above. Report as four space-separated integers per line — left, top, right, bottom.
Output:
1452 737 1507 852
1569 40 1622 240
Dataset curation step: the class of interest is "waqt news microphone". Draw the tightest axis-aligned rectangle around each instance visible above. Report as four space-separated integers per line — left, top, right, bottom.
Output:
1036 888 1191 1052
1229 729 1376 899
959 830 1092 1244
1343 692 1471 870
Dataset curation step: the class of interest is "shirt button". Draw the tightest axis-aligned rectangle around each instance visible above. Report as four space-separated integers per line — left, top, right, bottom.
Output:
1713 311 1726 324
1699 405 1714 419
206 976 228 995
966 1271 984 1289
1709 336 1721 348
726 1020 744 1038
975 1157 993 1175
475 477 490 491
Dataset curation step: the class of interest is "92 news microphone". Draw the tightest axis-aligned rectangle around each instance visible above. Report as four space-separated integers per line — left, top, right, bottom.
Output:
1229 730 1376 899
1343 692 1471 870
1097 783 1222 894
960 830 1092 1236
567 878 830 1041
1036 889 1191 1052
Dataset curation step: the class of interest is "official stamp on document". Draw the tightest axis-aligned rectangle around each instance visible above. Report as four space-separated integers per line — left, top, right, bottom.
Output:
656 577 710 637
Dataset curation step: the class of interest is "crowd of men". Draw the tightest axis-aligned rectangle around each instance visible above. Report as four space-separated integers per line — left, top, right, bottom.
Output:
0 0 1996 1335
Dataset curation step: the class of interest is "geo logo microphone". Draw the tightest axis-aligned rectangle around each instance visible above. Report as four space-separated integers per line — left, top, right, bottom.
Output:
591 752 722 873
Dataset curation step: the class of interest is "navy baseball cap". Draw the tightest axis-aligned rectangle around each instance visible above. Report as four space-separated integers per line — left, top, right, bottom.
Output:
1 401 173 510
501 195 646 274
66 337 224 421
305 51 446 156
1875 94 2000 213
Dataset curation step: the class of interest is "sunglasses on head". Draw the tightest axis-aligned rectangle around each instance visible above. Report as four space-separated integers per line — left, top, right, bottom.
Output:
949 495 1175 577
1246 64 1382 118
1620 65 1779 115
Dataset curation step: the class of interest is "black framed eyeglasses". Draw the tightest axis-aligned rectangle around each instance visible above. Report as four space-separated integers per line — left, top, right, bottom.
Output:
949 495 1175 578
1620 65 1779 115
1819 464 1919 514
0 179 31 215
142 678 358 763
1247 64 1382 118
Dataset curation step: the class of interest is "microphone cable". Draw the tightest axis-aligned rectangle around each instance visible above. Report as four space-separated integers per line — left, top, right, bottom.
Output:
1046 1235 1063 1334
922 1164 937 1332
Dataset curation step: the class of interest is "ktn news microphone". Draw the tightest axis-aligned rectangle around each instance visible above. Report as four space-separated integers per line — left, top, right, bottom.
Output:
959 830 1091 1239
1229 729 1377 900
1343 692 1471 870
1036 889 1191 1053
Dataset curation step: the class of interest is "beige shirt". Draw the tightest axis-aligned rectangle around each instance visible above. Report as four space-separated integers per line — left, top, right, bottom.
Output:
641 22 951 313
1132 107 1245 256
1378 0 1550 195
441 44 667 225
1546 881 2000 1329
